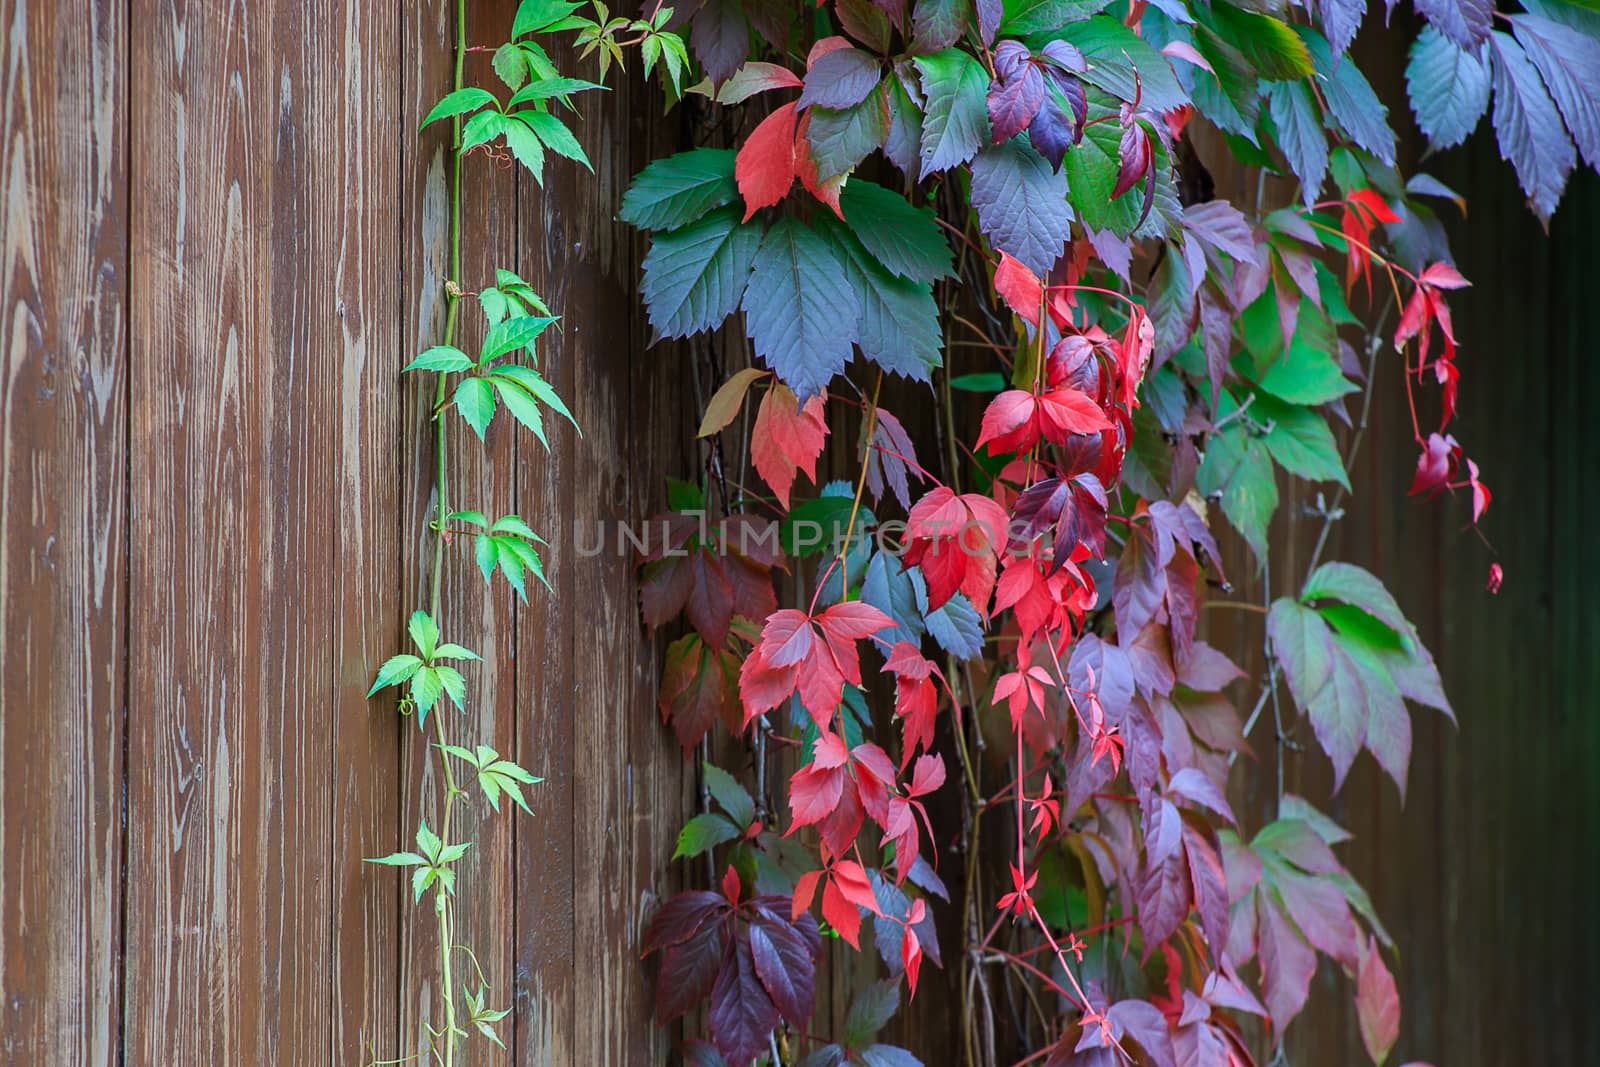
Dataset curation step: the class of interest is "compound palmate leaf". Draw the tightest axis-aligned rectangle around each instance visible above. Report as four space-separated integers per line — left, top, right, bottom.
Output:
1269 564 1449 795
1406 27 1491 151
915 48 991 178
741 217 861 400
640 205 763 339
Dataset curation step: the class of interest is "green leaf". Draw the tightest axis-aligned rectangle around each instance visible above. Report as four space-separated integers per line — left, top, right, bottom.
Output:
421 87 497 128
1267 79 1328 205
1064 110 1181 239
503 120 546 181
1268 598 1335 707
1298 27 1396 166
1207 4 1313 81
475 534 499 583
1252 394 1349 489
432 642 481 662
368 654 423 696
703 762 756 827
673 812 742 859
1001 0 1109 35
1300 562 1412 636
462 109 510 151
491 364 577 429
914 49 990 178
519 110 592 170
489 378 548 447
1255 335 1359 405
827 219 943 382
1197 424 1277 564
619 148 739 231
972 137 1076 274
949 372 1007 392
514 0 585 37
448 509 489 528
493 42 530 90
416 821 444 860
780 495 856 556
439 744 482 767
741 217 861 400
481 315 558 364
491 514 544 540
639 205 762 339
454 377 497 441
839 181 955 282
806 89 892 180
406 345 474 373
1047 15 1189 114
408 610 440 660
494 542 529 600
1192 19 1263 140
435 666 467 710
365 850 427 866
507 77 606 108
410 668 445 722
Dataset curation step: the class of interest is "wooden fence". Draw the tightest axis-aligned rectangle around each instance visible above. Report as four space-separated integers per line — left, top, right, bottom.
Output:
0 0 1593 1064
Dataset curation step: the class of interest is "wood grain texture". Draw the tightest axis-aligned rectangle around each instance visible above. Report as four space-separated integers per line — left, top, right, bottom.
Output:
326 1 405 1063
0 1 127 1064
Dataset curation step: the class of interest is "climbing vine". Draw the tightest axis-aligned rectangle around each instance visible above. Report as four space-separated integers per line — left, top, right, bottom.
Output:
619 0 1599 1066
363 1 687 1063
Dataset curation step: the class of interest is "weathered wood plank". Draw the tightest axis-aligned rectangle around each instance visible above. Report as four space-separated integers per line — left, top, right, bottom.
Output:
0 1 127 1064
326 0 405 1062
127 0 342 1059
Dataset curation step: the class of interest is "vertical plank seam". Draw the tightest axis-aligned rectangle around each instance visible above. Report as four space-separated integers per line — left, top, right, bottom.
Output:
393 0 409 1058
117 0 134 1060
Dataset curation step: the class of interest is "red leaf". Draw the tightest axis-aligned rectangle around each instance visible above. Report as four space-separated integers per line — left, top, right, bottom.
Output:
659 635 742 750
1407 432 1458 497
736 102 800 218
1113 119 1152 201
751 383 829 509
993 252 1043 327
795 110 847 219
907 753 946 797
789 763 846 825
821 877 864 948
722 864 743 904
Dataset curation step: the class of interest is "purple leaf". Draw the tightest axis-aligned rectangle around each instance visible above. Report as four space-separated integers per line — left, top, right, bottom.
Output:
1168 767 1236 825
1415 0 1492 49
970 139 1075 277
709 937 781 1066
1511 13 1600 169
1406 27 1491 150
642 890 730 955
798 47 884 110
1270 864 1360 967
749 917 816 1026
691 0 752 85
1256 890 1317 1031
1318 0 1367 57
1489 28 1577 223
975 0 1003 45
1107 999 1176 1067
1184 827 1229 959
912 0 970 52
1182 200 1260 267
988 64 1046 142
1136 848 1191 954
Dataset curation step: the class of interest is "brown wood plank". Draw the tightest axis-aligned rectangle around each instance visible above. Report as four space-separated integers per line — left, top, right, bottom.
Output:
0 1 128 1063
125 1 342 1060
396 2 519 1063
326 1 405 1062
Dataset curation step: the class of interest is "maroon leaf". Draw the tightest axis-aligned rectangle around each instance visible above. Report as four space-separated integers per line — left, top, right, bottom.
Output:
749 917 816 1027
691 0 753 85
1183 826 1229 957
643 890 731 955
657 918 729 1021
709 937 781 1065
